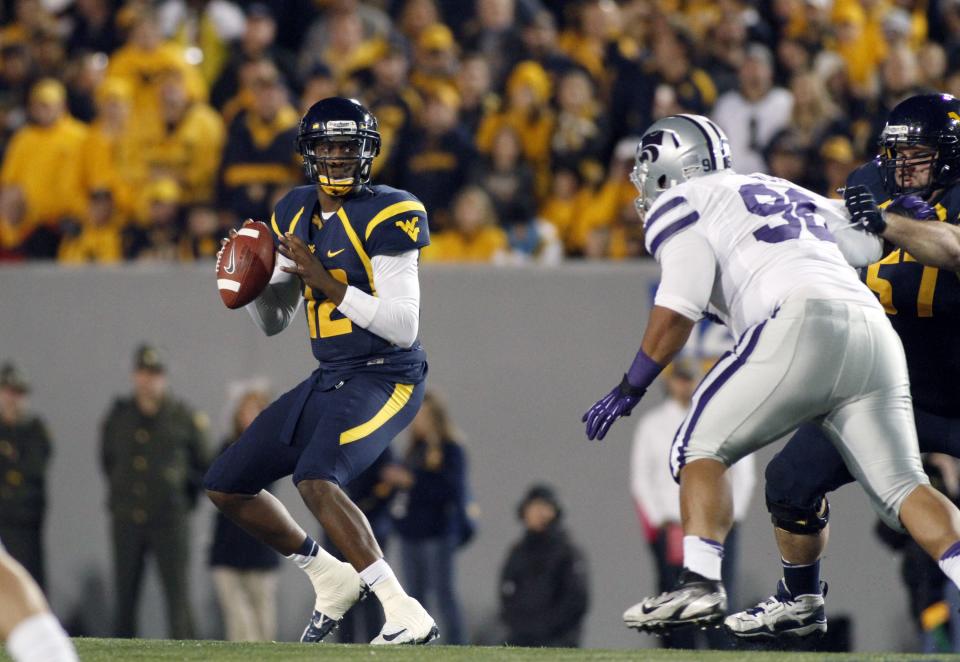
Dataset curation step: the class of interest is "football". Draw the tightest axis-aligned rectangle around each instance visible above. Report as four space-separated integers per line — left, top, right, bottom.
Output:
216 221 276 309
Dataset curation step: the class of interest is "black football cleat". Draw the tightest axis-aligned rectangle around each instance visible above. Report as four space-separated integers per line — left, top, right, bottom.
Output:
300 582 370 642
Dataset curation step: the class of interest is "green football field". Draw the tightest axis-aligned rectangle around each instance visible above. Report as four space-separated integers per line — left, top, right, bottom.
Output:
5 639 959 661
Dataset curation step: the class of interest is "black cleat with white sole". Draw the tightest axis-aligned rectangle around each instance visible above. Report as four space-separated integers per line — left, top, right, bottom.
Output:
300 582 371 642
624 570 727 632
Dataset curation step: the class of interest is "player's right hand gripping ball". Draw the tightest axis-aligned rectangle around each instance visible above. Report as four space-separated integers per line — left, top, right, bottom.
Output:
216 220 276 309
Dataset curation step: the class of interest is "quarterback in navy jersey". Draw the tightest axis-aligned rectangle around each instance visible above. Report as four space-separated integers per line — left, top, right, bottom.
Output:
204 98 438 645
727 94 960 640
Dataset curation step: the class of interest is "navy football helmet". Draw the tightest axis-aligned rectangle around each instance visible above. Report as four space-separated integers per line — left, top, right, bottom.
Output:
878 93 960 197
297 97 381 196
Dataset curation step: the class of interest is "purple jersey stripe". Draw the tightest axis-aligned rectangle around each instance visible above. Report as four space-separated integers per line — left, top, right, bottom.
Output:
644 195 688 232
702 537 725 554
649 211 700 255
941 540 960 561
674 320 767 475
669 348 734 481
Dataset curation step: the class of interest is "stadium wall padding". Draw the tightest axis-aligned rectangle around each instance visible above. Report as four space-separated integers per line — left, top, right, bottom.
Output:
0 263 914 651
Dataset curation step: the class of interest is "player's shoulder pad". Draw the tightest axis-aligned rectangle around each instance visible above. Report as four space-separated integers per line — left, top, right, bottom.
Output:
269 185 315 245
642 182 701 257
846 160 888 203
354 185 431 256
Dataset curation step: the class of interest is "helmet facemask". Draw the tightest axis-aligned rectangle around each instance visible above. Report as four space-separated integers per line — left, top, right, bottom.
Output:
879 136 940 197
630 129 708 220
298 131 379 197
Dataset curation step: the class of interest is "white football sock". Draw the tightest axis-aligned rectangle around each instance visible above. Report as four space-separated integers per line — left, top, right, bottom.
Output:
683 535 724 581
6 613 78 662
939 541 960 588
289 545 360 617
359 558 406 611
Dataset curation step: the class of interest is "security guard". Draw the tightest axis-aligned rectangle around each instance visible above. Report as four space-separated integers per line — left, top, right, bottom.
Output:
0 362 51 589
100 344 209 639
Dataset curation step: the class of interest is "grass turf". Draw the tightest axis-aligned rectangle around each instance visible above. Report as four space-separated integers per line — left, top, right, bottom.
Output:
4 639 957 661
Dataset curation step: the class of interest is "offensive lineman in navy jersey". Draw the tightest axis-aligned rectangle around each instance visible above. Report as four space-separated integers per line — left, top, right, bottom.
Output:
726 94 960 640
204 98 438 645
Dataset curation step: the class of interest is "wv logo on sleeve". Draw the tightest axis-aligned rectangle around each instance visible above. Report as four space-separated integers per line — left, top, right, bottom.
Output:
395 217 421 242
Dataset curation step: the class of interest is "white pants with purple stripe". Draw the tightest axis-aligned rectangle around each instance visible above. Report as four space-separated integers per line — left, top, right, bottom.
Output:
669 297 928 530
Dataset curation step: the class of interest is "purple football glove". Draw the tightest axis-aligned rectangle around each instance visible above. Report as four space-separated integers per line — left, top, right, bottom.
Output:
582 375 645 441
887 194 937 220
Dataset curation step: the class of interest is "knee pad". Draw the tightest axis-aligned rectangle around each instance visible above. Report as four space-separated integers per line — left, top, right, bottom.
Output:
767 495 830 535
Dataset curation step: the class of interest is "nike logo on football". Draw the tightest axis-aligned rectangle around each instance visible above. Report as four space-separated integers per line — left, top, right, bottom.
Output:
224 244 236 274
327 248 346 258
381 628 407 642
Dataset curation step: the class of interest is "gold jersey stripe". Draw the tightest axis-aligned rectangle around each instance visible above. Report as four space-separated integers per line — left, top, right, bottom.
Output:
364 200 426 240
288 207 305 235
336 207 376 295
339 383 414 445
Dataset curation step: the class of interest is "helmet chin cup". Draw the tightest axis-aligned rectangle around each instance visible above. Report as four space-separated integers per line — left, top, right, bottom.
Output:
318 174 356 196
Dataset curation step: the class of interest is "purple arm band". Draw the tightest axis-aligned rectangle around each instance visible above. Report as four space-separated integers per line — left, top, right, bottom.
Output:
626 349 664 390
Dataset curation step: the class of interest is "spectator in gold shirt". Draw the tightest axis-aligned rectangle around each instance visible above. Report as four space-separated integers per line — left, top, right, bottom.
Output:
217 61 299 227
410 23 460 100
141 68 225 207
0 79 88 258
106 7 208 132
476 61 555 197
80 78 142 220
58 189 124 264
422 186 508 263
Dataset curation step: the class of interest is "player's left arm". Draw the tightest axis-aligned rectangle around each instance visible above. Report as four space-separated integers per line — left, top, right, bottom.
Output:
846 185 960 271
333 194 430 347
338 250 421 348
880 212 960 272
278 238 422 347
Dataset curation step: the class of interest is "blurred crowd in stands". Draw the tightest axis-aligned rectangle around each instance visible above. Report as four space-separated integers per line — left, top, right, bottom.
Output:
0 0 951 263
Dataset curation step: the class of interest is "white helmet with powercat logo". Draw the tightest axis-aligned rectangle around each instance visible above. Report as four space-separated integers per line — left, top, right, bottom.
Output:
631 114 732 217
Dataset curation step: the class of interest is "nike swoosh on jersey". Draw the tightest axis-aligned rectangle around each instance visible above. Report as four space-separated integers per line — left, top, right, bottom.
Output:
381 628 407 642
224 244 237 274
327 248 346 258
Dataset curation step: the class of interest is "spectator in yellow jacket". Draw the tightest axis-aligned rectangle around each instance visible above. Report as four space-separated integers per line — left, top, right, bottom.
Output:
217 61 300 227
81 78 143 219
410 23 459 100
422 186 509 263
106 7 208 134
141 68 225 206
538 167 597 255
576 138 640 256
57 189 124 264
476 61 555 197
0 79 88 257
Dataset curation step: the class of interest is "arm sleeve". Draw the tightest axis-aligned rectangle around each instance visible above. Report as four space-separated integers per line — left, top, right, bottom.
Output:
245 253 303 336
337 250 421 348
820 198 884 267
652 229 716 321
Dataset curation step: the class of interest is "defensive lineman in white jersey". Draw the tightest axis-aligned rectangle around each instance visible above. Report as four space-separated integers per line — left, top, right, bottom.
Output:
581 114 960 633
